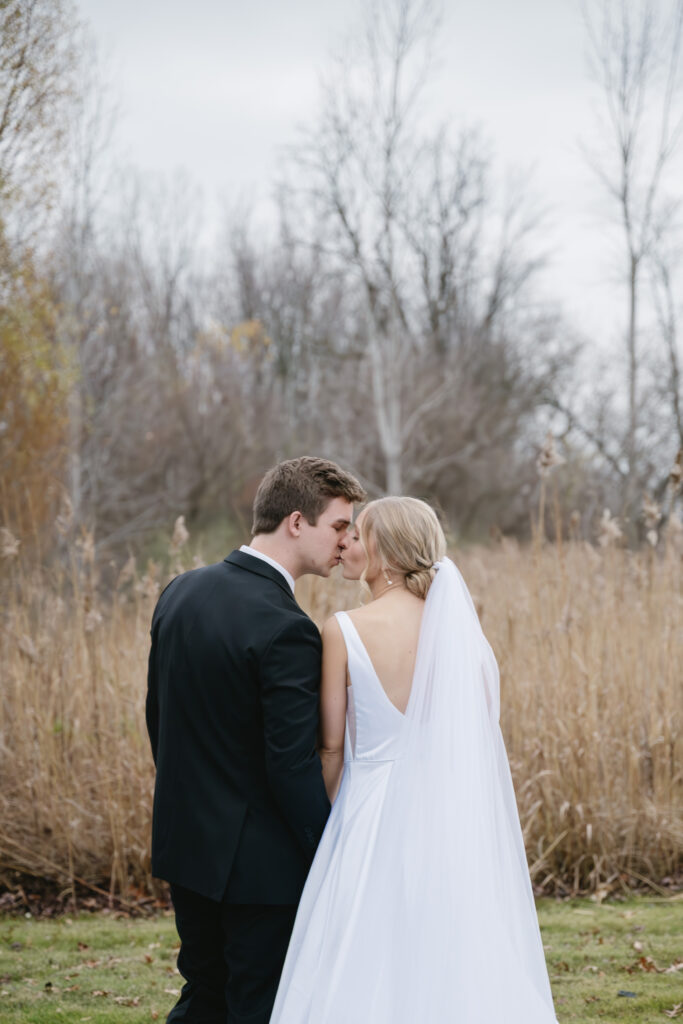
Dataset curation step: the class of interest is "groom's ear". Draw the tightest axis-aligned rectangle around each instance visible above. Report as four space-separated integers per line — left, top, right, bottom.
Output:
286 510 303 537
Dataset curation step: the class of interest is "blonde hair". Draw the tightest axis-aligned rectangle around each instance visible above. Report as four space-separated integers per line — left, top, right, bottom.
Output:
359 497 447 599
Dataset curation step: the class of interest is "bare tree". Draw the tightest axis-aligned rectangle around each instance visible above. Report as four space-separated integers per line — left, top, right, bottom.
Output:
48 41 117 531
0 0 80 225
651 244 683 454
283 0 446 492
0 0 83 539
283 0 561 510
6 0 578 551
583 0 683 516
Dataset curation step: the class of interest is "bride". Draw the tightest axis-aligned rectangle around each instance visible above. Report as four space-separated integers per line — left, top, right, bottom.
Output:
270 497 558 1023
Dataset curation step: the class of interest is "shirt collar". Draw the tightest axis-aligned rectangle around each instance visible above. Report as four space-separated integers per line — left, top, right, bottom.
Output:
239 545 295 594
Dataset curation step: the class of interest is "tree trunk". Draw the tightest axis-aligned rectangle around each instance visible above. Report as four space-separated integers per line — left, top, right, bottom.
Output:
368 329 404 494
624 252 639 519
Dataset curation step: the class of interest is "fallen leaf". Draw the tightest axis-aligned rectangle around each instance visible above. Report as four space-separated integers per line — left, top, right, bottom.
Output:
625 955 667 975
664 1004 682 1019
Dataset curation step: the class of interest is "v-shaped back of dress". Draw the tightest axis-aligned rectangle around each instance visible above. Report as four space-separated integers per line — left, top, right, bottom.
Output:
335 611 407 764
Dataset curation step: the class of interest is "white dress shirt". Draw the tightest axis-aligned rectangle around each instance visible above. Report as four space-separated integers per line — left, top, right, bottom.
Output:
239 544 295 594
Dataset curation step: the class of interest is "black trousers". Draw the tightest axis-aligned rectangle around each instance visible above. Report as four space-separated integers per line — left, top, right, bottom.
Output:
168 884 297 1024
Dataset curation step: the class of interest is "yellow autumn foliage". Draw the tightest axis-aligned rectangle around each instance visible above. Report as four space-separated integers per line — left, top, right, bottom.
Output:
230 319 272 354
0 246 74 537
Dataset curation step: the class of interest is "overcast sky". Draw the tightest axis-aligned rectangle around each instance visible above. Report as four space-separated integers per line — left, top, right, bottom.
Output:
77 0 681 345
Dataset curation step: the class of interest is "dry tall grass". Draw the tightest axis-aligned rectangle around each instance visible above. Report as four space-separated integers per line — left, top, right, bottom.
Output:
1 524 681 900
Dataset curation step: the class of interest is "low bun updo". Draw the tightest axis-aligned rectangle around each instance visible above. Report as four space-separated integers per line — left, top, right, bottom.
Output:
359 497 447 599
404 563 438 600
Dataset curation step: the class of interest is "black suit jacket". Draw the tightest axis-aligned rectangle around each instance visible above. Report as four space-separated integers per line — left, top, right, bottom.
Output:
145 549 331 903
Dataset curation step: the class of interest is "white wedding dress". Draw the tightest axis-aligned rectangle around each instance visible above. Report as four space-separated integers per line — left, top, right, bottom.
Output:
270 559 558 1023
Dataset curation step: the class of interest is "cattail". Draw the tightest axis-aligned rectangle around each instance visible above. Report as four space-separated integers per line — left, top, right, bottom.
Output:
536 432 565 477
643 493 661 547
84 608 103 633
116 554 137 589
642 493 662 531
598 508 623 547
135 561 161 602
17 634 38 662
55 494 74 536
170 515 190 552
669 449 682 494
569 510 581 537
76 531 95 566
665 510 683 552
0 527 20 559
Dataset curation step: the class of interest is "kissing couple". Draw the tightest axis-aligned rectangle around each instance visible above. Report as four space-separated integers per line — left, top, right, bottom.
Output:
146 456 558 1023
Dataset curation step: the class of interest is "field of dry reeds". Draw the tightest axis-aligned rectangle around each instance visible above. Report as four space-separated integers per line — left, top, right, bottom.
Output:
1 517 681 902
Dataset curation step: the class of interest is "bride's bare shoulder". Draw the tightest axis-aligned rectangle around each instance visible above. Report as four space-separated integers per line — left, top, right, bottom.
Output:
344 604 374 624
322 613 344 639
345 593 423 627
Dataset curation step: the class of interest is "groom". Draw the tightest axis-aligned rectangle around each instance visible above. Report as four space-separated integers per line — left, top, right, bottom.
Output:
146 456 365 1024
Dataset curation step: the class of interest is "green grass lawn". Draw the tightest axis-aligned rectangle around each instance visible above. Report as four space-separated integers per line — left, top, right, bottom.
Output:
0 897 680 1022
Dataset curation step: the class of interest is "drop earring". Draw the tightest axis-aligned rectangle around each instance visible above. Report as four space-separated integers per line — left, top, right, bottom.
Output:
383 569 392 585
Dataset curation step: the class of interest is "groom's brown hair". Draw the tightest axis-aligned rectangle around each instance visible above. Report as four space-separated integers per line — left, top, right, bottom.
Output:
252 457 366 535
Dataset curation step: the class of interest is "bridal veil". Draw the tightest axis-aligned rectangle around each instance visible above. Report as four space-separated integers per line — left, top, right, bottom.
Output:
334 556 558 1021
